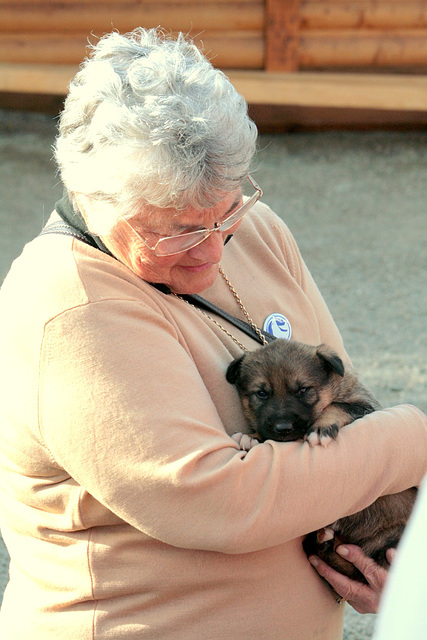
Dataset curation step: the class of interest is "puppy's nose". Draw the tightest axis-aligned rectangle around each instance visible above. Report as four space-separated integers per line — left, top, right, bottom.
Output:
274 421 294 433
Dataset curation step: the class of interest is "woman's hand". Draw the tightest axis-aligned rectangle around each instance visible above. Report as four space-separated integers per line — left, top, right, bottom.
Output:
308 545 397 614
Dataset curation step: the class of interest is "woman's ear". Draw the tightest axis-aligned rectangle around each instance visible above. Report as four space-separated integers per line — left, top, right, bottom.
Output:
72 192 93 227
73 193 119 237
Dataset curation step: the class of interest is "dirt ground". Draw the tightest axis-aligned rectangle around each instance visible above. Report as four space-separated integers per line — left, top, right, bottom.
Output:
0 108 426 639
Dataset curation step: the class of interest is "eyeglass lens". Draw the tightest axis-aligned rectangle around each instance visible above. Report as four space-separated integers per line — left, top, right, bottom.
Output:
154 190 260 256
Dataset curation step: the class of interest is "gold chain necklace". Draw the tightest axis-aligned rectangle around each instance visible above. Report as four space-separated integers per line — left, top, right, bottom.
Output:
172 266 267 352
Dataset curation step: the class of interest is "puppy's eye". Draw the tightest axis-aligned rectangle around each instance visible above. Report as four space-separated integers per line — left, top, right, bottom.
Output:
255 389 269 399
296 387 309 397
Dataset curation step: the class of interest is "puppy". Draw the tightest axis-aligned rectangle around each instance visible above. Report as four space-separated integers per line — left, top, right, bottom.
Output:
226 339 417 582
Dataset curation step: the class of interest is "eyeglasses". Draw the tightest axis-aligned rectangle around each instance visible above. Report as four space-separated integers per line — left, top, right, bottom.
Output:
121 174 263 257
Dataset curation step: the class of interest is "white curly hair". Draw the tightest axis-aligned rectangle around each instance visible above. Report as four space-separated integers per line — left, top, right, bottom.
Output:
54 28 258 233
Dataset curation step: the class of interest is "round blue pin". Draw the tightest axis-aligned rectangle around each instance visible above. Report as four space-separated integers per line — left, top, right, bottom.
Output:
263 313 292 340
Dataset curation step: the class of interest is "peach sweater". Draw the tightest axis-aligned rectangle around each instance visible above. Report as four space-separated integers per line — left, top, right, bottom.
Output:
0 203 426 639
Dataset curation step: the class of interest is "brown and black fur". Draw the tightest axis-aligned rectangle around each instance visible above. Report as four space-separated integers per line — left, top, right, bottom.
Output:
226 339 417 582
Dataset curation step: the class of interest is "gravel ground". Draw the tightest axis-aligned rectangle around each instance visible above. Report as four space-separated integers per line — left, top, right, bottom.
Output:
0 109 426 638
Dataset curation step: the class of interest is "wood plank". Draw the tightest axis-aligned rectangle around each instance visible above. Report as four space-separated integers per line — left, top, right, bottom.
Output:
0 35 90 65
0 32 264 68
265 0 301 71
301 1 427 29
0 0 257 5
2 29 426 74
2 89 426 129
248 103 427 132
0 2 263 33
300 30 427 68
228 70 427 111
2 63 427 115
0 63 77 94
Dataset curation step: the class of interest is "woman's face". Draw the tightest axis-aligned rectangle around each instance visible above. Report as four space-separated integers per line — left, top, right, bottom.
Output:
100 189 243 294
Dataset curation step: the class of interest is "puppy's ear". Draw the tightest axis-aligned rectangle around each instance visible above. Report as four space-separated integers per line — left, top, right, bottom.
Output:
226 355 246 384
316 344 345 377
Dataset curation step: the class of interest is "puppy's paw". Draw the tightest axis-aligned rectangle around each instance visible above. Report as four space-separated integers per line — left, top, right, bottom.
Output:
304 423 339 447
231 432 260 451
317 527 335 544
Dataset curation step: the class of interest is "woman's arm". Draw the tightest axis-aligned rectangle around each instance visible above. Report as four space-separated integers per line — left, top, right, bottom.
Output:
37 297 427 554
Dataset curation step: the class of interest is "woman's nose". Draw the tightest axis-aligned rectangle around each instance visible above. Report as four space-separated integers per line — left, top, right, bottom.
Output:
186 229 225 262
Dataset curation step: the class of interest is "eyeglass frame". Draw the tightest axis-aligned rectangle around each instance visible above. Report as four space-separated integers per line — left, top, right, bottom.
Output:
120 174 263 257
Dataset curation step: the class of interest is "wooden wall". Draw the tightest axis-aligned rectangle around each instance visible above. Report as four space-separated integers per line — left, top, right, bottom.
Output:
2 1 427 72
0 0 264 69
1 1 427 128
292 0 427 71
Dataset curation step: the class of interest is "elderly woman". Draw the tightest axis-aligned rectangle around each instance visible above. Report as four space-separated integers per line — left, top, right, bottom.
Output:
0 28 425 640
